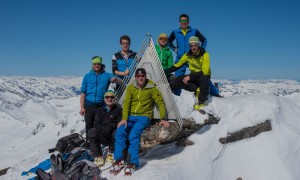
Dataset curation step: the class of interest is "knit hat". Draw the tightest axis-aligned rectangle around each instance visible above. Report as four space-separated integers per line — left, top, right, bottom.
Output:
135 68 146 76
158 33 168 40
92 56 102 64
104 90 115 97
188 36 199 44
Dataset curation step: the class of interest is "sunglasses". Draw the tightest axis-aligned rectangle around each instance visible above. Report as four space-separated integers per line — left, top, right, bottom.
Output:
159 38 167 41
189 44 199 48
135 74 145 78
93 63 101 65
179 19 189 23
121 42 130 45
105 96 115 99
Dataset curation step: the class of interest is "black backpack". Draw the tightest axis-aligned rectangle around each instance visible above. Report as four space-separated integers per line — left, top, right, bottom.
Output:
55 133 85 154
36 149 101 180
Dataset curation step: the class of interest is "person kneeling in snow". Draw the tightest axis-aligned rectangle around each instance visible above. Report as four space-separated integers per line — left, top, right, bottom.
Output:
111 68 169 175
88 90 122 167
164 36 210 110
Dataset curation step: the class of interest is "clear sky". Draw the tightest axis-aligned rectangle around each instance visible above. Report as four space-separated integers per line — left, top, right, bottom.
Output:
1 0 299 80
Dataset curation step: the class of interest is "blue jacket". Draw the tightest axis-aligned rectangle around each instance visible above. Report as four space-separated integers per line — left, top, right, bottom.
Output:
168 26 207 60
112 50 137 79
80 70 115 106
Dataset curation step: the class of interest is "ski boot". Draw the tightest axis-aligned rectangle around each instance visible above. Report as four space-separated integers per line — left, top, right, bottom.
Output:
109 160 126 175
94 156 105 167
124 164 136 176
194 103 205 110
106 150 114 163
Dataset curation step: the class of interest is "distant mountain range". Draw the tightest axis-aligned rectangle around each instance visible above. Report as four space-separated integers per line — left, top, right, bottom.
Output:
0 77 299 116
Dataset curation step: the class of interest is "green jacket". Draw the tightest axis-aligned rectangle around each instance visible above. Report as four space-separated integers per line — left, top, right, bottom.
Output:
155 44 173 70
122 79 166 120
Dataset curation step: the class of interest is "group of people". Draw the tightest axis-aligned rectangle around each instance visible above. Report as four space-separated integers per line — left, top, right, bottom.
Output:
79 14 216 175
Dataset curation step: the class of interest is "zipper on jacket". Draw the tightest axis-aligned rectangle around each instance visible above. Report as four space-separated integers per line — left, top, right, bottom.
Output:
184 35 187 54
121 51 129 70
160 48 163 62
94 74 98 103
134 89 142 113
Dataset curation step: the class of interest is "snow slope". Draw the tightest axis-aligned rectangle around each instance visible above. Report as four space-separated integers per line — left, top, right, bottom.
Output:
0 77 300 180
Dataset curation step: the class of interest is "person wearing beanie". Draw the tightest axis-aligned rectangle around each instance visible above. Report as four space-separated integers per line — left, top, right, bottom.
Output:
155 33 175 82
112 35 137 80
80 56 122 141
164 36 210 110
91 56 102 64
168 14 207 95
111 68 169 174
88 90 122 167
188 36 200 44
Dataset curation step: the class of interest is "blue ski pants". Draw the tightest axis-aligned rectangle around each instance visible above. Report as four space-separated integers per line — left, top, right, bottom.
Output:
114 115 150 167
209 80 220 96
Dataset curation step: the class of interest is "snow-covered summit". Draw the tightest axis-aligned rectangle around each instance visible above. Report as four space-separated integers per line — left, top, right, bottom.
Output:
0 76 300 180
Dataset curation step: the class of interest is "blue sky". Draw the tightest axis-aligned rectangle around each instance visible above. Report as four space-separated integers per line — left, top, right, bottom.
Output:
1 0 299 80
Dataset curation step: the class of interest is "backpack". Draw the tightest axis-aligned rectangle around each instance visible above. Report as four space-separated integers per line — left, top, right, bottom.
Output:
55 133 85 154
36 148 101 180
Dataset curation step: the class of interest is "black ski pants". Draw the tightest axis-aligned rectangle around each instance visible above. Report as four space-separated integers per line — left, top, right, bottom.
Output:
84 104 101 141
170 72 209 104
88 127 115 157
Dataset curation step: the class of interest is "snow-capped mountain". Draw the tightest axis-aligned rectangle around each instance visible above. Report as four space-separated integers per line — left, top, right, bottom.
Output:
0 76 300 180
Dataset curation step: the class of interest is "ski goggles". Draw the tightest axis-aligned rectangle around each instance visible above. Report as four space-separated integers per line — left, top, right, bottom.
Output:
179 19 189 23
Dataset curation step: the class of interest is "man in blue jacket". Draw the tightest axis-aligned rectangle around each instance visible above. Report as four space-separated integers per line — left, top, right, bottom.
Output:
80 56 122 140
112 35 137 79
168 14 207 95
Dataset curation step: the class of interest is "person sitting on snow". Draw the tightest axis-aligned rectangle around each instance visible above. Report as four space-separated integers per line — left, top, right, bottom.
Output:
88 90 122 167
164 36 210 110
110 68 169 175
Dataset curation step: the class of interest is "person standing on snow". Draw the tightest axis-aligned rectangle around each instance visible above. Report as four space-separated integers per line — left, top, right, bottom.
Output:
80 56 122 141
168 14 207 95
155 33 176 82
89 90 122 167
164 36 210 110
110 68 169 175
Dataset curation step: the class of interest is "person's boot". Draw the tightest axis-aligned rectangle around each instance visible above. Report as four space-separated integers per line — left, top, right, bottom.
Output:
124 164 137 176
94 156 105 167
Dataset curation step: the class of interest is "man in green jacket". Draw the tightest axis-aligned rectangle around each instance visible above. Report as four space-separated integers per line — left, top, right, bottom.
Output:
110 68 169 175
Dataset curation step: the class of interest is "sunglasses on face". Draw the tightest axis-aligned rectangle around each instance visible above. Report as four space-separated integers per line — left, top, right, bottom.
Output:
121 42 130 45
93 63 101 66
105 96 115 99
159 38 167 41
179 19 189 23
135 74 145 78
189 44 199 48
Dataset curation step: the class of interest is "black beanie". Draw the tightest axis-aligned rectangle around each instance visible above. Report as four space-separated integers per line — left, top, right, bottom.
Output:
135 68 146 76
